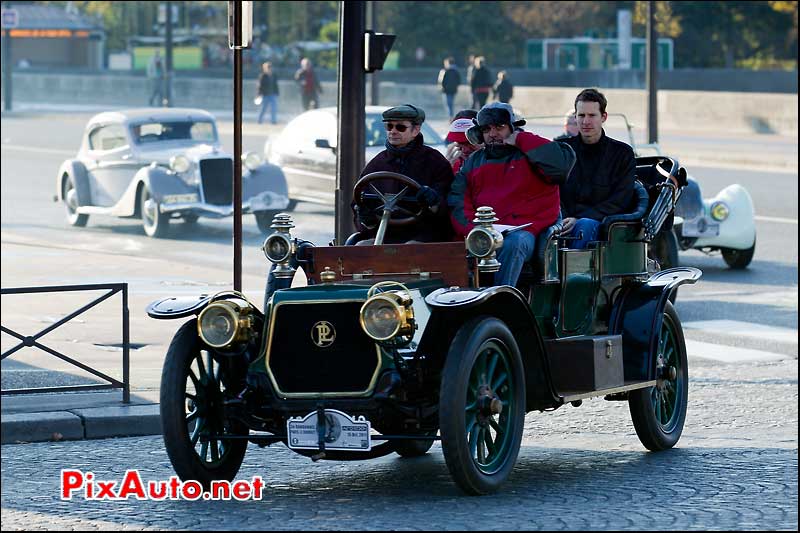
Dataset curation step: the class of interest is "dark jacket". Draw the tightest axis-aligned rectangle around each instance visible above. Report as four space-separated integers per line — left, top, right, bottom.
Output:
559 131 636 221
294 68 320 96
493 79 513 103
439 67 461 95
470 66 492 91
448 131 576 238
257 72 279 96
354 134 455 243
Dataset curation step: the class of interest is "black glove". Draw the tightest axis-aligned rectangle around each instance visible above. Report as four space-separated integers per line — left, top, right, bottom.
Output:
415 185 440 208
354 205 377 229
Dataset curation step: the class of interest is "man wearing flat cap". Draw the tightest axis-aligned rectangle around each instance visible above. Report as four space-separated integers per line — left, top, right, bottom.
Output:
353 104 455 244
448 102 576 286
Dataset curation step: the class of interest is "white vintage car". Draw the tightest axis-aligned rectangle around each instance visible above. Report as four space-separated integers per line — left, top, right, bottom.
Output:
55 107 293 237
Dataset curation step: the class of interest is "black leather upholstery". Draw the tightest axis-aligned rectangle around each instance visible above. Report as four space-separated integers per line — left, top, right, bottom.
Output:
598 180 649 238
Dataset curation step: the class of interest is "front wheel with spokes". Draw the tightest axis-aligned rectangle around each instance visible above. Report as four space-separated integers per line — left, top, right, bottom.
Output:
160 319 248 488
439 316 526 495
629 301 688 451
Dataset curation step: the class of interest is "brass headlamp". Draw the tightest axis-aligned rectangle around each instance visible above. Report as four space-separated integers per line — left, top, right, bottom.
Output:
261 213 296 279
466 206 504 273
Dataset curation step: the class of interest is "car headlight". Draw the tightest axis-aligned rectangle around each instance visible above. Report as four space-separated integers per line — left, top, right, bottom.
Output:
197 300 254 349
243 151 262 171
359 292 414 342
710 201 729 222
169 155 191 174
263 233 292 263
466 227 497 258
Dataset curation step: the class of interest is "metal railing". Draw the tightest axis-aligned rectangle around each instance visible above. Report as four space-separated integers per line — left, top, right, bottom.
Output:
1 283 130 403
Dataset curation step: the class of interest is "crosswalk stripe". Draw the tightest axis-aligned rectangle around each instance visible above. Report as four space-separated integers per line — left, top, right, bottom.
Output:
685 339 789 362
683 320 797 345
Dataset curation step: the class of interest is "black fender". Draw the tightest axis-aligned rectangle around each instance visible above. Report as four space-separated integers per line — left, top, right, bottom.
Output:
244 163 289 199
424 286 560 411
147 291 265 320
133 165 194 202
146 294 215 320
56 159 91 205
609 267 701 381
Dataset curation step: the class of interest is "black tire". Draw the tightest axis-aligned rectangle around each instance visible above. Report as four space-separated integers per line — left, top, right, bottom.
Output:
62 176 89 227
629 301 688 451
140 184 169 238
255 210 279 233
394 430 437 458
651 230 680 270
721 238 756 269
439 316 526 495
160 320 248 489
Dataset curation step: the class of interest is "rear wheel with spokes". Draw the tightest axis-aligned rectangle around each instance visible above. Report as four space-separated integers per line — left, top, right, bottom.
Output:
629 301 688 451
160 320 248 488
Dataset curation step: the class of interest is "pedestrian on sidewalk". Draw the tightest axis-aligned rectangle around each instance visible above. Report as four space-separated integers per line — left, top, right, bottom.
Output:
470 56 492 109
294 57 322 111
256 61 280 124
438 56 461 119
493 70 513 104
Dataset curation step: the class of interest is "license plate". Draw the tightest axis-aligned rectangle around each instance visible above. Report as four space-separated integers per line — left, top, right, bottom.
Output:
287 409 371 451
250 192 289 211
681 218 719 238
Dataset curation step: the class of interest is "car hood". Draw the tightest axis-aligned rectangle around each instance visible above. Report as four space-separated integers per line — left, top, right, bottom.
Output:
136 142 230 164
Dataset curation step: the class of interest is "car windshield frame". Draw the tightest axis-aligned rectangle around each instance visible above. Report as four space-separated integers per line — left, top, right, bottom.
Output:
129 119 219 146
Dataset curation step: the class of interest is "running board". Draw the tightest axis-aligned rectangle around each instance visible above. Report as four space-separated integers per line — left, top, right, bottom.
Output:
559 380 657 404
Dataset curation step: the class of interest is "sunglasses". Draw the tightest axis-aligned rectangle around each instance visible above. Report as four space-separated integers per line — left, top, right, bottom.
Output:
384 122 410 132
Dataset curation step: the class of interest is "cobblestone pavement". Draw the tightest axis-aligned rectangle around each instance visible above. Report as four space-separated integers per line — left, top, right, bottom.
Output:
1 358 797 531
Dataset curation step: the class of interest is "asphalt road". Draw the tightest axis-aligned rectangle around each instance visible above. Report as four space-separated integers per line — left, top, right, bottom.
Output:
1 110 797 529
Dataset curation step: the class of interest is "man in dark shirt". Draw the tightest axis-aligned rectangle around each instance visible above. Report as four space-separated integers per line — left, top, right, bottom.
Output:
559 89 636 248
353 104 455 244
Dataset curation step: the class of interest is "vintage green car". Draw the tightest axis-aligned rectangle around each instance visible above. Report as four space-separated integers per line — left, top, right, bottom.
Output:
147 156 700 495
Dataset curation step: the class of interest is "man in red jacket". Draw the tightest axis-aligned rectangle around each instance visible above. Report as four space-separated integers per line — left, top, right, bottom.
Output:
448 103 575 286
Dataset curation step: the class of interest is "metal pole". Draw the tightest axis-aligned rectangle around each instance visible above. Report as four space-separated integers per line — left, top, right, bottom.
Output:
122 284 130 404
335 1 366 244
368 1 379 106
646 0 658 144
2 6 12 112
164 0 173 106
233 47 243 292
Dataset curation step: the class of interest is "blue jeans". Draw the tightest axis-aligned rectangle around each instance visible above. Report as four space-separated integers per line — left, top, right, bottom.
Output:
258 94 278 124
568 218 600 249
495 230 537 286
443 93 455 119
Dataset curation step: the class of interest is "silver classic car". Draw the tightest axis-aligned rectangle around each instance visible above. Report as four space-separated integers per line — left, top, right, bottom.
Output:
55 108 292 237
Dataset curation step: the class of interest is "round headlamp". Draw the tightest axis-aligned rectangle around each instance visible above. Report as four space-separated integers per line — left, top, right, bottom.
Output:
169 155 191 174
243 151 263 171
263 233 292 263
466 227 496 258
197 300 253 348
710 201 729 222
359 293 414 342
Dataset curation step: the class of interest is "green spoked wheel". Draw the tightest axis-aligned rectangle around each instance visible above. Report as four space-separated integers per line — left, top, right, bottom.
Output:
160 320 248 489
629 301 688 451
440 317 525 495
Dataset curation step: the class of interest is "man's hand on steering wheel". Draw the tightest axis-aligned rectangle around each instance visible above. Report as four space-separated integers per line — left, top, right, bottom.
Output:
415 185 440 209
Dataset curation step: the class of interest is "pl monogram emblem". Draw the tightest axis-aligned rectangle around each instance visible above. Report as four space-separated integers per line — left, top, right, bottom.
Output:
311 321 336 347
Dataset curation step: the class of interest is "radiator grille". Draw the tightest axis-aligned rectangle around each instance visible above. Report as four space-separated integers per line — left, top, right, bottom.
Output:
200 158 233 205
267 301 380 395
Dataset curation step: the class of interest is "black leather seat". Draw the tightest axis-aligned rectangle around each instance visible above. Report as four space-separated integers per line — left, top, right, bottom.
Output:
598 180 649 239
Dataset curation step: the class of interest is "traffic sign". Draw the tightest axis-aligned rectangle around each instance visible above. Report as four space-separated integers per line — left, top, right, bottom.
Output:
2 8 19 29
